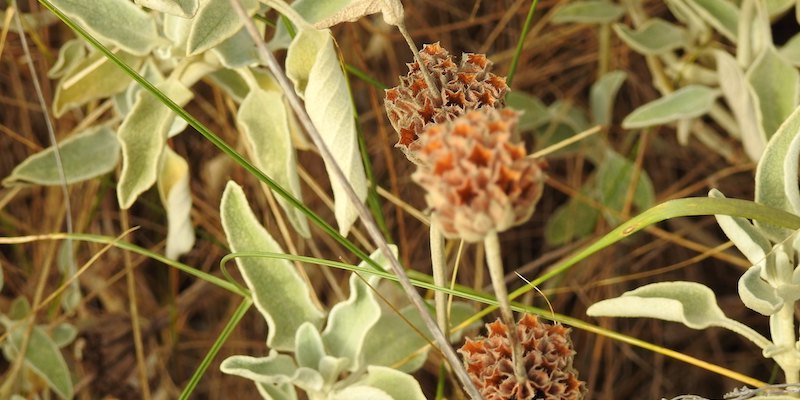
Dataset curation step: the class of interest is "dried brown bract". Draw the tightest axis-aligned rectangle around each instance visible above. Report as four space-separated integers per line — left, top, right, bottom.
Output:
384 42 509 163
459 314 586 400
411 108 544 242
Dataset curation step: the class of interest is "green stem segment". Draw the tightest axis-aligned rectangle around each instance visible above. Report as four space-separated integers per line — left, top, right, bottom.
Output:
484 232 527 383
507 0 540 87
180 298 253 399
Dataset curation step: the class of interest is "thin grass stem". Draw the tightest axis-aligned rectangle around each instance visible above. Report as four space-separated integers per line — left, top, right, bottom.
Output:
507 0 539 86
179 297 253 399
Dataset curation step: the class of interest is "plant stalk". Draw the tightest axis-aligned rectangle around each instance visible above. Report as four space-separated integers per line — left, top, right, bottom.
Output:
484 232 527 383
430 223 449 334
232 1 482 397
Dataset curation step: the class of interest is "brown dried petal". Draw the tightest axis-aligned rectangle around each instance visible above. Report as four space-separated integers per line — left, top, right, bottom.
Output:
459 314 587 400
384 42 509 163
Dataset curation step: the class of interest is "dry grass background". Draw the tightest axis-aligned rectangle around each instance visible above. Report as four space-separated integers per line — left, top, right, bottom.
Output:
0 0 787 398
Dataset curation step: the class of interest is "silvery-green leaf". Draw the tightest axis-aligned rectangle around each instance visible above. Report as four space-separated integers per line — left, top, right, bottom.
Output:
739 265 782 315
321 271 381 371
675 117 692 145
715 50 765 161
550 100 591 132
3 126 119 187
545 197 599 245
207 68 281 104
613 18 687 55
211 28 261 68
220 181 325 350
379 0 404 26
282 0 402 30
586 281 727 329
548 148 653 238
766 0 794 16
685 0 738 42
134 0 199 17
595 149 655 224
666 0 710 41
709 189 771 268
186 0 258 56
257 382 298 400
738 0 772 67
286 29 367 236
346 366 426 400
238 88 310 237
163 12 192 55
770 245 793 284
316 355 351 387
362 301 477 372
331 386 393 400
5 324 73 400
56 240 80 313
49 0 162 55
53 50 142 117
49 323 78 348
115 59 165 117
290 367 325 393
48 39 86 79
295 322 326 370
220 351 298 385
552 1 624 24
8 296 30 320
779 33 800 66
207 69 250 102
0 9 59 33
534 102 592 156
622 85 719 129
117 79 193 208
505 91 549 132
590 70 627 126
747 47 800 141
755 105 800 241
157 147 195 259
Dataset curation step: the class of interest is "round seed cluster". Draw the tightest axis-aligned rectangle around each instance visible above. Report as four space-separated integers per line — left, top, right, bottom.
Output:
459 314 586 400
384 42 509 163
411 108 544 242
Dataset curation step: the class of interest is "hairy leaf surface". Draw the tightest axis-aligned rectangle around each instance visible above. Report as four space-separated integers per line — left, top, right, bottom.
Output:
286 29 367 236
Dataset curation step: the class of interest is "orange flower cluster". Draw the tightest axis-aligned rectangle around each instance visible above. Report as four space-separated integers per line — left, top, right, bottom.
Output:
384 42 509 164
411 109 545 242
459 314 586 400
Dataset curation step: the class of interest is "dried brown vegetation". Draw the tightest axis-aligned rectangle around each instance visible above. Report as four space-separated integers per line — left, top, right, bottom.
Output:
0 0 768 399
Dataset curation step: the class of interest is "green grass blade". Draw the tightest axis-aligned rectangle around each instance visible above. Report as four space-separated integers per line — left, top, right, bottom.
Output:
9 232 248 296
465 197 800 327
221 249 767 387
179 297 253 400
346 64 388 90
507 0 540 86
37 0 385 272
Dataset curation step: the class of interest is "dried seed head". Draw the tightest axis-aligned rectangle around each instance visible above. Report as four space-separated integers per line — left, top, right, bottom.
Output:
411 108 544 242
384 42 509 163
459 314 587 400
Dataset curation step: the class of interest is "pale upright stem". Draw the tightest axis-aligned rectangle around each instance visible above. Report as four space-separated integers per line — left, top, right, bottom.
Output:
430 223 449 334
231 1 482 397
484 232 527 383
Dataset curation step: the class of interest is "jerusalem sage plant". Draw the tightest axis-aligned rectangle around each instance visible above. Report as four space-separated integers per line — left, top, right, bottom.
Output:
383 39 587 397
4 0 487 396
588 102 800 397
